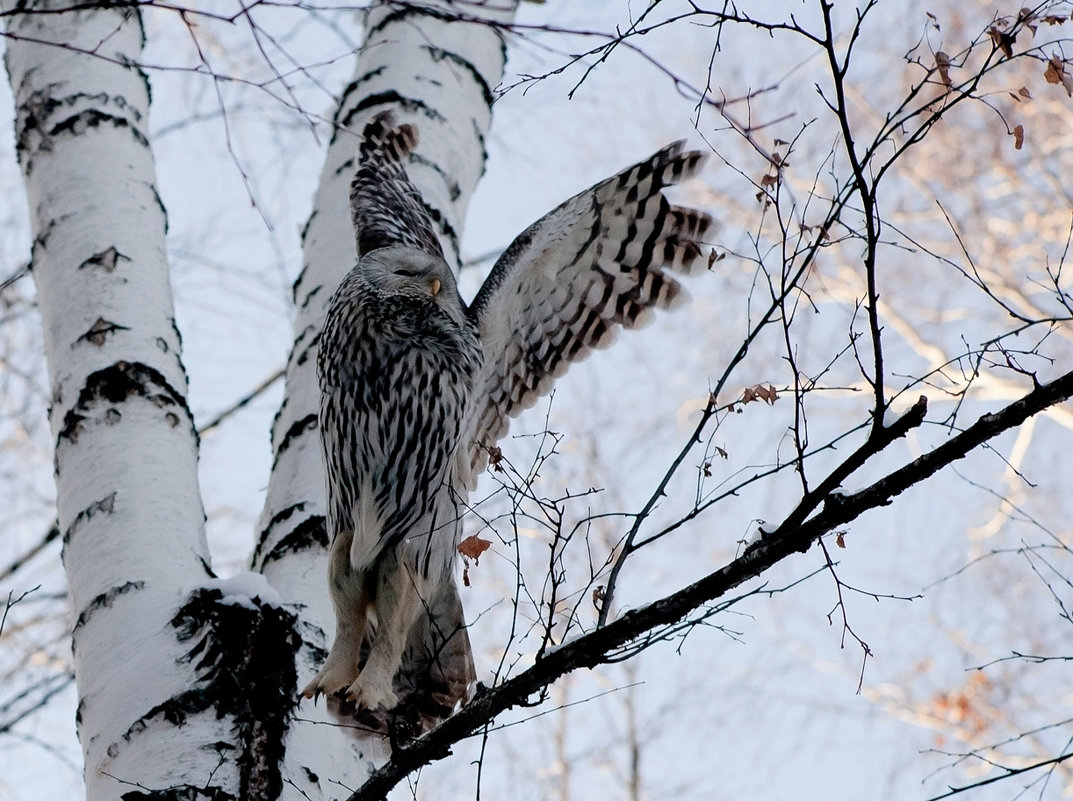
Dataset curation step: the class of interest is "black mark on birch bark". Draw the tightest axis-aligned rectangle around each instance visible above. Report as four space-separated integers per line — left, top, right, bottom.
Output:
333 66 388 130
340 92 441 131
71 580 146 642
78 246 130 272
78 317 131 347
422 46 494 108
271 414 317 469
252 503 306 565
58 361 193 444
258 515 329 568
130 588 301 801
62 492 117 549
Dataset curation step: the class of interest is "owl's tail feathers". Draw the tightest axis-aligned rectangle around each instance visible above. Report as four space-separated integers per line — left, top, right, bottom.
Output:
391 576 476 734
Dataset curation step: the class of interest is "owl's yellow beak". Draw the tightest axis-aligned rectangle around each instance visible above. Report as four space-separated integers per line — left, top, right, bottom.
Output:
430 277 442 296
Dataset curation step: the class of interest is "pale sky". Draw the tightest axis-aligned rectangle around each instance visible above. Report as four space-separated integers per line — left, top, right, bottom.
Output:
3 2 1073 800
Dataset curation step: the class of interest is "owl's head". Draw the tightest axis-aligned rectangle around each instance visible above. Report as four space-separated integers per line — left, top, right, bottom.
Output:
359 246 465 322
360 246 457 299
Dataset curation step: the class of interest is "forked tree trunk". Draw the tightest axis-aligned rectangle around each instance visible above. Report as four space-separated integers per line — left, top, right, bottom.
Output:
4 0 516 798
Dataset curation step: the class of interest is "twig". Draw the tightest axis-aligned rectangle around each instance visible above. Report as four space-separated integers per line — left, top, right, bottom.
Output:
347 368 1073 801
197 368 285 435
925 750 1073 800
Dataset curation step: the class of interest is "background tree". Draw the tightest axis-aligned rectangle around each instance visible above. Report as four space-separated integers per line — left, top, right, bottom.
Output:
3 1 1073 800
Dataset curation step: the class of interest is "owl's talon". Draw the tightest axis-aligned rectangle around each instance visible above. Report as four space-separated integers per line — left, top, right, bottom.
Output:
346 674 399 711
301 658 359 703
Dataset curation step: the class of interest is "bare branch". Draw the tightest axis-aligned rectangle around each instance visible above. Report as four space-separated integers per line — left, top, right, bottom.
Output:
350 369 1073 799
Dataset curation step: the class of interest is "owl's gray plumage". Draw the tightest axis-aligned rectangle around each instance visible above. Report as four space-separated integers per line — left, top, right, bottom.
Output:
303 111 712 730
302 116 479 724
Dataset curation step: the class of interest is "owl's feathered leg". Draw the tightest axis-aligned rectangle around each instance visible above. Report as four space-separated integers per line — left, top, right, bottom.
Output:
301 529 371 699
345 551 426 710
392 576 475 732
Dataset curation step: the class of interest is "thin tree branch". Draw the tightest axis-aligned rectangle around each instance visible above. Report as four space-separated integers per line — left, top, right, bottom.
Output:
0 526 59 583
926 750 1073 800
820 0 886 432
197 367 285 435
348 368 1073 801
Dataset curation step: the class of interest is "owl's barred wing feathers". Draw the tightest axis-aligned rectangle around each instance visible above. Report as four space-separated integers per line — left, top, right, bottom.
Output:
350 111 444 259
308 115 711 726
462 142 713 483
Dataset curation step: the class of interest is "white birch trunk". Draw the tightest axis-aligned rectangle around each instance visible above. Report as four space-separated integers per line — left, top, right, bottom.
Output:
3 4 231 800
252 0 518 791
6 0 519 797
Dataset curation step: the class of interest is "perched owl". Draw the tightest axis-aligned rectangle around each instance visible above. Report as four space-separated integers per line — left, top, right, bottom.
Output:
302 111 712 730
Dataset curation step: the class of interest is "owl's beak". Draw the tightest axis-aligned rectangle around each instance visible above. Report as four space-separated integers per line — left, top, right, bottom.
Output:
430 277 442 296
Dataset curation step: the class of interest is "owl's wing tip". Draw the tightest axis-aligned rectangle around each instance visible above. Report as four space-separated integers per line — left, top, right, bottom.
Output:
361 109 419 157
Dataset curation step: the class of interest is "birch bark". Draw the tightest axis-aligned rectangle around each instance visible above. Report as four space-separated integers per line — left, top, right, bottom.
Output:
3 3 215 799
6 0 520 796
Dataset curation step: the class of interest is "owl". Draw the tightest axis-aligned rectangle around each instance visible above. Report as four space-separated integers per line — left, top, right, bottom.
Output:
302 111 712 730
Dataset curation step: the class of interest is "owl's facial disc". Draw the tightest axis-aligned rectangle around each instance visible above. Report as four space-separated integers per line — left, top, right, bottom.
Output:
390 261 442 298
362 247 458 306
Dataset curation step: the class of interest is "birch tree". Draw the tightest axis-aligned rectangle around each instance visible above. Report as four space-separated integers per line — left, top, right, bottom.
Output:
4 3 216 797
4 2 1073 800
3 1 517 797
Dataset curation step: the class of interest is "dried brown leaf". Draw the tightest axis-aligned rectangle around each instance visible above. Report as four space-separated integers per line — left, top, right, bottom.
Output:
741 383 778 406
1044 55 1073 96
989 26 1016 58
457 534 492 561
934 51 953 88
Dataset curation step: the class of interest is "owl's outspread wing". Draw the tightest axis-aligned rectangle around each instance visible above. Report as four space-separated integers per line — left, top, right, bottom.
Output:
461 142 712 484
305 112 713 735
